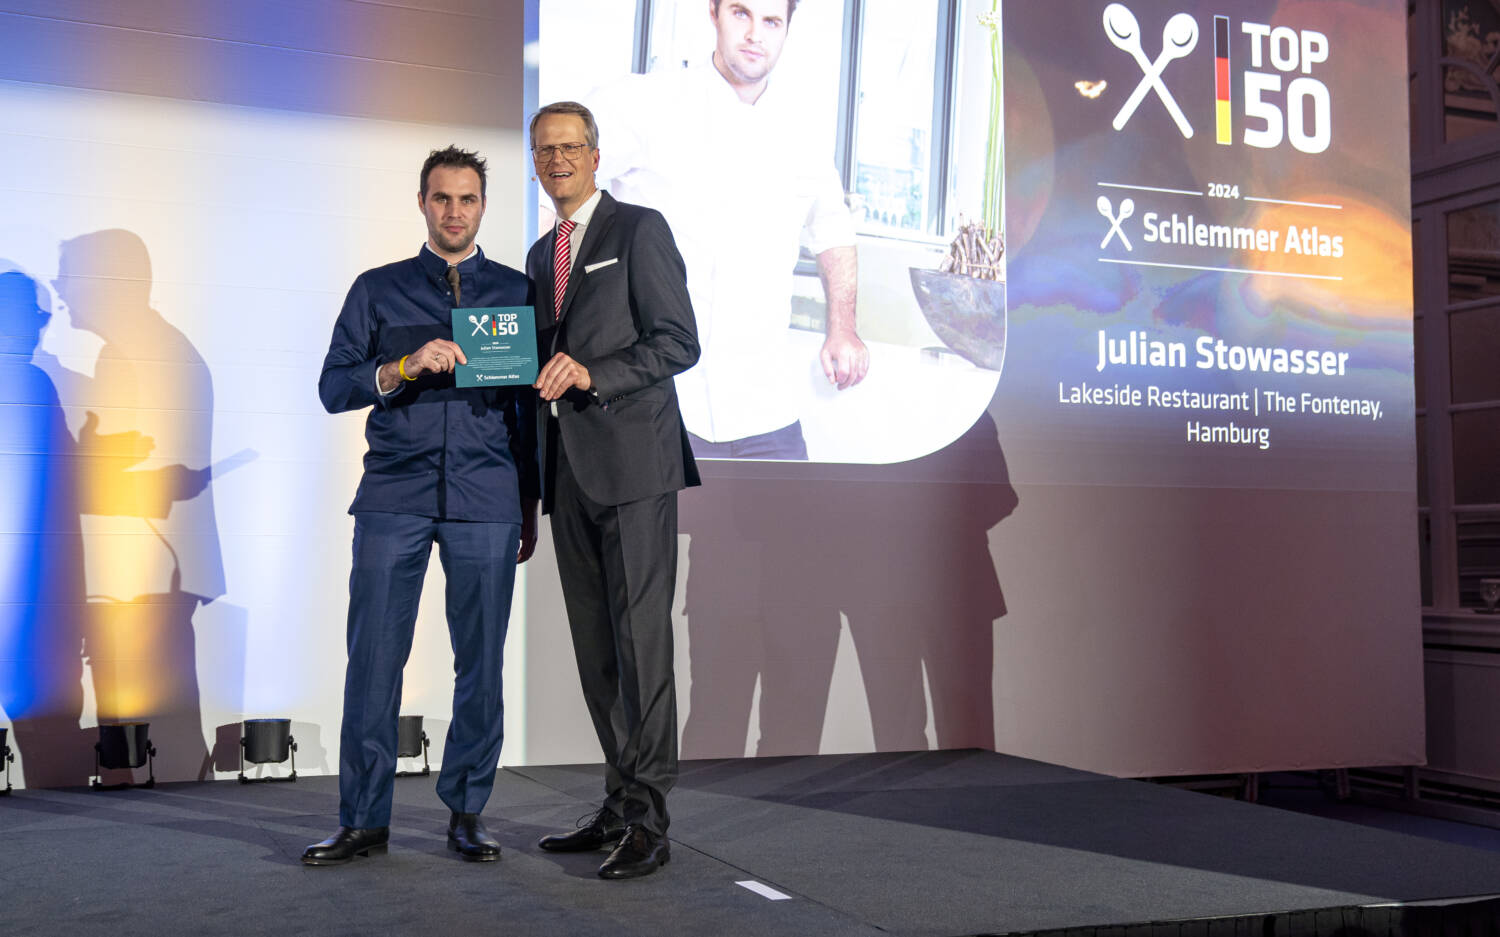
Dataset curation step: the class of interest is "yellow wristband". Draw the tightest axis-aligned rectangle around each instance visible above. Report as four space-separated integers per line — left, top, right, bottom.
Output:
398 355 417 381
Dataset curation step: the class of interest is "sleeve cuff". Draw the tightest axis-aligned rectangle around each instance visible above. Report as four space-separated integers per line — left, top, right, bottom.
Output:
376 362 401 398
362 359 399 408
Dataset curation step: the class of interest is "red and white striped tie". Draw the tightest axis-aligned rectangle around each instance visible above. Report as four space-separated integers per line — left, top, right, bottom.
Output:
553 219 576 322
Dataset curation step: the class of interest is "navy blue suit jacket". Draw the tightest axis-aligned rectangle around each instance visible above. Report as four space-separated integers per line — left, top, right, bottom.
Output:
320 245 538 523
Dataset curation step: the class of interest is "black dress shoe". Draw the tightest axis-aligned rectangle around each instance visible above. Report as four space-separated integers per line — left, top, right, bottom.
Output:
301 826 389 866
537 807 626 852
598 824 669 879
447 812 501 862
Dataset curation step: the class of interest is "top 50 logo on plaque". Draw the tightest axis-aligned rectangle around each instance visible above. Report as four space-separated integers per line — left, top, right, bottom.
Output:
1104 3 1331 155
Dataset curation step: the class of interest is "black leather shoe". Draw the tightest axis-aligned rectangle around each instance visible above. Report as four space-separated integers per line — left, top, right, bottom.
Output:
447 812 501 862
301 826 389 866
537 807 626 852
597 824 669 879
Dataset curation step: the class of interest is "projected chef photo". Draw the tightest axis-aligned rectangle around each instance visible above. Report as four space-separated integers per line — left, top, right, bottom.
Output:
538 0 1008 463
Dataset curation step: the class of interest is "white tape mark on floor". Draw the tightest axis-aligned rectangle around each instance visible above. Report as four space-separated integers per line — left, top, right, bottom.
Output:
736 880 792 901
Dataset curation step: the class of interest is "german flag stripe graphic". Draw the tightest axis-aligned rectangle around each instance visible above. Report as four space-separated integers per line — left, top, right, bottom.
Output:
1215 15 1231 145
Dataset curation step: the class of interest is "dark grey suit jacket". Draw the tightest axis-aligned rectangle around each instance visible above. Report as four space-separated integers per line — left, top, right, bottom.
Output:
527 191 701 510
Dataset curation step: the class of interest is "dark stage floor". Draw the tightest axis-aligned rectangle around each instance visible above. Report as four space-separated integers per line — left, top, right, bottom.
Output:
3 751 1500 937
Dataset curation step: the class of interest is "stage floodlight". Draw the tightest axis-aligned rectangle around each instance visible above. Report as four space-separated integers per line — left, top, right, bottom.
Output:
93 723 155 790
240 718 298 784
395 714 431 777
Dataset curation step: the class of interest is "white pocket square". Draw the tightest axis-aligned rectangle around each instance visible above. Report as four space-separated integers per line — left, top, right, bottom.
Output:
584 257 619 273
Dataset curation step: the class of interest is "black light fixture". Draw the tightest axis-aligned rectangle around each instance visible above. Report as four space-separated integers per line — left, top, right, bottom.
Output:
93 722 155 790
395 714 431 777
1 726 12 795
239 718 298 784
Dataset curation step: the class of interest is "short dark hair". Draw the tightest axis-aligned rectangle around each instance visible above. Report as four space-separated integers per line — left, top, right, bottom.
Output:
529 101 600 150
711 0 798 22
420 145 488 200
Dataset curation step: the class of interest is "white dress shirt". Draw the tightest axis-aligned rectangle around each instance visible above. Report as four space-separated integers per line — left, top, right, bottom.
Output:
549 189 603 415
557 187 603 273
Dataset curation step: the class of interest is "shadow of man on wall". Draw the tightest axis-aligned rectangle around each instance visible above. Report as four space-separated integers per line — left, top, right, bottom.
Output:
680 410 1017 758
843 413 1016 751
0 268 170 786
41 230 226 784
0 270 92 787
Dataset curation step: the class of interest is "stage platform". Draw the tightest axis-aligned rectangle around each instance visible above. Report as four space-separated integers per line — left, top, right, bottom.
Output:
3 750 1499 936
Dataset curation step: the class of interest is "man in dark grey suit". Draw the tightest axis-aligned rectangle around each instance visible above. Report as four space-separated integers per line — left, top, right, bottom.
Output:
526 100 699 880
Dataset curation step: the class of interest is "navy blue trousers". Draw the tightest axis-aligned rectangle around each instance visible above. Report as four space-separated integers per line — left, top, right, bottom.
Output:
686 420 808 460
338 511 520 828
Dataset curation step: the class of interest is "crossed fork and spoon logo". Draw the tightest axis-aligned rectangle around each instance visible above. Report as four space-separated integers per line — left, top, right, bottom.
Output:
469 313 491 336
1104 4 1199 138
1098 196 1134 250
1093 8 1200 251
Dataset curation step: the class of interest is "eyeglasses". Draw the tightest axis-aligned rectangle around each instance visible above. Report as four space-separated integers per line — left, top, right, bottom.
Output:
531 143 591 162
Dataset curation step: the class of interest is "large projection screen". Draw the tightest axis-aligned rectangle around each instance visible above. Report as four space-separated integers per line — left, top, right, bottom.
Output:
534 0 1422 776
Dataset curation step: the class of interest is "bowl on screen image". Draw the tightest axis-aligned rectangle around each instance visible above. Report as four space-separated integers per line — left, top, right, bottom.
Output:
909 267 1007 373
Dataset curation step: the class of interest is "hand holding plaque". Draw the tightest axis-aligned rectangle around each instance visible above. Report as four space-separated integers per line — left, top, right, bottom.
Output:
451 306 539 388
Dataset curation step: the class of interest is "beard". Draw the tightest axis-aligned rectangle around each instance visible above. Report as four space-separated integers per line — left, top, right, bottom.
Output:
726 58 770 84
720 44 779 86
429 223 476 255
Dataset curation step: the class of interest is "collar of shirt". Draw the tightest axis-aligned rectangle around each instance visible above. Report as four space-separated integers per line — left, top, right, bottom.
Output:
698 53 783 110
418 242 481 278
556 188 603 270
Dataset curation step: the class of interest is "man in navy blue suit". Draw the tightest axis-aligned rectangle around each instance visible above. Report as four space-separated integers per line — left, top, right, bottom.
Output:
306 146 537 866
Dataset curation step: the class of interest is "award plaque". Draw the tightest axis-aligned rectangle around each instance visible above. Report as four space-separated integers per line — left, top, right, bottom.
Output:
451 306 539 388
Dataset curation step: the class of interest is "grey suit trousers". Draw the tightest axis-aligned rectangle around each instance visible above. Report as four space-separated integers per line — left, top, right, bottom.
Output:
549 431 679 835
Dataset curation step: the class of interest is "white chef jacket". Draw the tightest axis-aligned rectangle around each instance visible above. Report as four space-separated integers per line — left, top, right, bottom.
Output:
586 58 856 443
